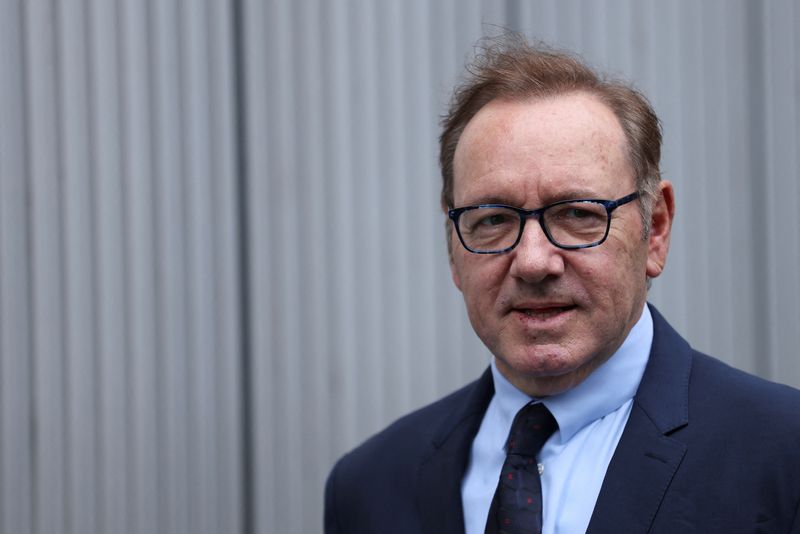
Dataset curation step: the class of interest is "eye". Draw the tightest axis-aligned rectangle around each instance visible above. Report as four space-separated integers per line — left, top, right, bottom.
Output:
545 202 608 240
563 207 595 219
547 202 606 223
460 207 519 236
477 212 515 226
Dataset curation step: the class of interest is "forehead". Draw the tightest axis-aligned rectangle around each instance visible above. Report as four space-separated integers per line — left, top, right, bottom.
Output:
453 93 633 204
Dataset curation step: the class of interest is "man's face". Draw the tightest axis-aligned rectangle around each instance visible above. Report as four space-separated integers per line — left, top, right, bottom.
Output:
449 93 673 396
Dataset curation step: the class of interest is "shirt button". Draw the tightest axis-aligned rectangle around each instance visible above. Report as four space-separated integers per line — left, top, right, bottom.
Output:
538 463 544 475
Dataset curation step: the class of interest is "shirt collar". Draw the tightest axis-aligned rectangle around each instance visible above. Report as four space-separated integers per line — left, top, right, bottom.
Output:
490 303 653 444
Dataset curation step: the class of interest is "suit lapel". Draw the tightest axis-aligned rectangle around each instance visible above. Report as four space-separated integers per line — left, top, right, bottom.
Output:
416 368 494 534
585 404 687 533
587 305 692 533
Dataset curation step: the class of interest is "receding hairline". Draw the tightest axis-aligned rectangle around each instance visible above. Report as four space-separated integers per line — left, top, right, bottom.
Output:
451 91 638 201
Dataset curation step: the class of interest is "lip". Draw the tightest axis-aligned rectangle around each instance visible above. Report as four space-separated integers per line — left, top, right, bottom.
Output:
510 304 576 326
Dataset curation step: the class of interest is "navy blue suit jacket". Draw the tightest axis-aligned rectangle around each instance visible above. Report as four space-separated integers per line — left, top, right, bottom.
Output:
325 306 800 533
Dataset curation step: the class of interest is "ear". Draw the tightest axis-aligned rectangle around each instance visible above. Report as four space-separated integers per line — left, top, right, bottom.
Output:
645 180 675 278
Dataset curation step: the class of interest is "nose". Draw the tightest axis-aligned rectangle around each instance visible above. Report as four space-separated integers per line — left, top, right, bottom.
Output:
508 219 566 282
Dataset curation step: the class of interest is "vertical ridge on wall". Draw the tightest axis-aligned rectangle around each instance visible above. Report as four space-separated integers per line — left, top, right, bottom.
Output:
208 0 244 532
742 0 771 378
231 1 254 532
150 1 190 531
349 0 384 441
377 0 412 424
120 1 159 532
323 0 358 457
24 1 67 533
294 2 331 527
677 2 711 349
698 1 731 360
57 0 99 532
239 0 273 531
405 0 438 411
87 3 129 533
270 1 301 531
715 0 757 370
183 0 220 531
2 1 34 533
763 0 800 380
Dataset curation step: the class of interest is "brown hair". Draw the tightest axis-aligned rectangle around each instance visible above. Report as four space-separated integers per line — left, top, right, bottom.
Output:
439 34 662 234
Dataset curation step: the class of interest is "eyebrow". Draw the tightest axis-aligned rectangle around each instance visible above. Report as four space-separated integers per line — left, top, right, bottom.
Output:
461 189 608 207
546 187 610 199
461 195 517 206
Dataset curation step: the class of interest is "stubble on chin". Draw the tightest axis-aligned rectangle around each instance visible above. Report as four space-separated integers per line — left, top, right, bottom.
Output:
494 344 608 398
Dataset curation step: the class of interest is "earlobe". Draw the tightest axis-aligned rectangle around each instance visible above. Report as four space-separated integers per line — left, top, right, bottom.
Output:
645 181 675 278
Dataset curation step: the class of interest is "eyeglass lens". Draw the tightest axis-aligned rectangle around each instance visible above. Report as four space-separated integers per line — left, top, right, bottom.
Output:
457 201 609 252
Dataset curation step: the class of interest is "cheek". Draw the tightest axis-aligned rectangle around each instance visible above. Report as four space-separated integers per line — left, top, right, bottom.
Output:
450 261 462 291
568 248 639 305
588 246 648 311
456 257 507 301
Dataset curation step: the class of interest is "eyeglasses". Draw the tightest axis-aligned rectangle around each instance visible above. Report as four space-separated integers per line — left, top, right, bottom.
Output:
448 192 640 254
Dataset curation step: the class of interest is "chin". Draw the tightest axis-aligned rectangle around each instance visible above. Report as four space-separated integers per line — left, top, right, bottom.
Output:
504 346 580 377
495 342 605 394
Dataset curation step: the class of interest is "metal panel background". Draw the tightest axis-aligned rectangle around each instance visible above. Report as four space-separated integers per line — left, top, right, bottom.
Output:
1 1 798 534
1 0 242 533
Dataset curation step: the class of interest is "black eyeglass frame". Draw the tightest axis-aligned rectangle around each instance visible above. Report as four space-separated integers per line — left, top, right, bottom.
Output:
448 191 640 254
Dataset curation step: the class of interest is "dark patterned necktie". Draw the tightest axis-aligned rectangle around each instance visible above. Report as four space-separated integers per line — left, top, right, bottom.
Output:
485 402 558 534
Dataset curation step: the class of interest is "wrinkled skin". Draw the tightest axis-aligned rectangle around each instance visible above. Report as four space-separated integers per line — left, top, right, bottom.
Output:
449 93 675 397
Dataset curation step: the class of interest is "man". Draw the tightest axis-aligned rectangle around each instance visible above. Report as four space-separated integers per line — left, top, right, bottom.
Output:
325 36 800 533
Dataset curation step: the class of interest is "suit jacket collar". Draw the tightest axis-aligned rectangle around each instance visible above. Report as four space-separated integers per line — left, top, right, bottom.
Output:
586 304 692 533
415 367 494 534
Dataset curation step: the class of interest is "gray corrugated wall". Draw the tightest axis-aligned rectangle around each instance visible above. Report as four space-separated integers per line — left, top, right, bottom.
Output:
1 0 242 533
1 1 797 533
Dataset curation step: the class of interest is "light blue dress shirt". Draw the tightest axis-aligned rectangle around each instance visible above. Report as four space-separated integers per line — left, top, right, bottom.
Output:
461 304 653 534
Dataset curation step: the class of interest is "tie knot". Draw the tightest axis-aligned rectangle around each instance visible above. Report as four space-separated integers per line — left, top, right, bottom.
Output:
506 402 557 457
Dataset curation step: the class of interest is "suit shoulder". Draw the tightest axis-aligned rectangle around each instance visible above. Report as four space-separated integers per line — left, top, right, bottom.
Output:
333 376 484 472
325 374 490 529
690 350 800 428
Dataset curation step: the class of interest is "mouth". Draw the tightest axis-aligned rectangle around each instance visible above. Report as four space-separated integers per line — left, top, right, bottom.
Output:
512 304 576 322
